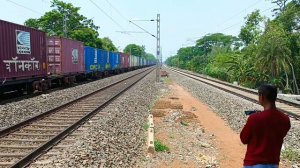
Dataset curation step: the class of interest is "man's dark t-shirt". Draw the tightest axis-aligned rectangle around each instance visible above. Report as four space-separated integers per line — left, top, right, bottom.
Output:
240 109 291 166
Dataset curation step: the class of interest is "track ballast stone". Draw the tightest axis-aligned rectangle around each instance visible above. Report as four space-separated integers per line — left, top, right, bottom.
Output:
35 71 159 168
167 69 300 153
0 68 149 130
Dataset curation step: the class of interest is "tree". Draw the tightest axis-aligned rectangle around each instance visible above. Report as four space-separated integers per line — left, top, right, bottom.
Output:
23 0 119 52
256 21 292 89
24 18 40 29
102 37 117 51
24 0 99 37
145 53 156 61
239 10 264 46
275 1 300 33
196 33 239 53
123 44 145 57
269 0 289 16
226 54 255 85
70 28 101 48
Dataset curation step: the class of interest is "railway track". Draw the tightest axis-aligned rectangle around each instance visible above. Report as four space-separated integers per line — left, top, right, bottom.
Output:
168 67 300 119
0 67 154 168
0 68 142 105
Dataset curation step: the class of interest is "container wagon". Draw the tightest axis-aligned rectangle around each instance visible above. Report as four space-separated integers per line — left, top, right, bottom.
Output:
47 37 84 85
84 46 102 79
120 52 129 72
130 55 138 69
98 49 110 76
109 51 120 74
0 19 47 93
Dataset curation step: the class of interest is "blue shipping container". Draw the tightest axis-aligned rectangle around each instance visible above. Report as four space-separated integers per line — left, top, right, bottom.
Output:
109 51 120 70
84 46 101 73
98 49 110 71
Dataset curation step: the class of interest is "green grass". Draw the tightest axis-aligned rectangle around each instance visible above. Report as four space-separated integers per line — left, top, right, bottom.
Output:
281 148 300 161
154 140 170 152
163 78 173 85
143 123 150 131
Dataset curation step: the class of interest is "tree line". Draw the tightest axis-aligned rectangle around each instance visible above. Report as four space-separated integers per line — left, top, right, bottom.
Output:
166 0 300 94
24 0 156 60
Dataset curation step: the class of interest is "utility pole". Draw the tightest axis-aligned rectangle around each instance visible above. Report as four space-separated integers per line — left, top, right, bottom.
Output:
63 13 67 37
127 15 161 82
156 14 161 82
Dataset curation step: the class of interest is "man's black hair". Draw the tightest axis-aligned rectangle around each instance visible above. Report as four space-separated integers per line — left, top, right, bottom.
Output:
258 84 277 102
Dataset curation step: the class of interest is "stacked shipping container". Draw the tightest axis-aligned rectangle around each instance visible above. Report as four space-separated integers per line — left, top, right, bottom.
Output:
84 46 100 73
47 37 84 76
120 53 129 69
0 20 47 86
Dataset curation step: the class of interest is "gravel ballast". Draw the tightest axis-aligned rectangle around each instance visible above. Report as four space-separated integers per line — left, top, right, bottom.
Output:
167 69 300 152
32 70 160 168
0 68 150 130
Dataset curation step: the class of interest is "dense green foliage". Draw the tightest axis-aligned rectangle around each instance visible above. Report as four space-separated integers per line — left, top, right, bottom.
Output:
123 44 156 60
166 1 300 93
154 140 170 152
24 0 117 51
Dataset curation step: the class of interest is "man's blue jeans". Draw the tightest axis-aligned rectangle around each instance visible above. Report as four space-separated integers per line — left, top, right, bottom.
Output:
244 165 278 168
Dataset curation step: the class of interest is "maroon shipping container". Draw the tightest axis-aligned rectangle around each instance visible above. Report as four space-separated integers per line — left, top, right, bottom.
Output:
0 20 47 84
120 52 129 69
47 37 84 76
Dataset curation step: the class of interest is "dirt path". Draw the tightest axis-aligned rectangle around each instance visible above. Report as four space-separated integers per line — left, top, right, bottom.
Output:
143 80 291 168
169 84 246 167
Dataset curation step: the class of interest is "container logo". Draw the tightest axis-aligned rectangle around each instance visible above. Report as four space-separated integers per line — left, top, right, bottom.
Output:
16 30 31 54
94 49 97 64
72 49 78 64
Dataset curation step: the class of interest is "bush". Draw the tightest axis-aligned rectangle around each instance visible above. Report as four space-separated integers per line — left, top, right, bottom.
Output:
154 140 170 152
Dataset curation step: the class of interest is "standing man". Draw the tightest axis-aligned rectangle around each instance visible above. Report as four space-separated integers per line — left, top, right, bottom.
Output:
240 85 291 168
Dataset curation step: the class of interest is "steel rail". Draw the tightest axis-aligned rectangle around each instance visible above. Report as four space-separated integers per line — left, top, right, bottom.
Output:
168 67 300 119
7 68 153 168
0 67 152 137
170 67 300 108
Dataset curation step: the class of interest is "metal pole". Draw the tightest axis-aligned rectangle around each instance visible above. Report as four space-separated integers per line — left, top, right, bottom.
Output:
63 13 67 37
156 14 161 82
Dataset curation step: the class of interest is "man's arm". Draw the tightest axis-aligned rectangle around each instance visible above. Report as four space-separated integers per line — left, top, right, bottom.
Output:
240 116 253 144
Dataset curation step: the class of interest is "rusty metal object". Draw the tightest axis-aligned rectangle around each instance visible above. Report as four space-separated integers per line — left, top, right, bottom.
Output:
160 71 168 77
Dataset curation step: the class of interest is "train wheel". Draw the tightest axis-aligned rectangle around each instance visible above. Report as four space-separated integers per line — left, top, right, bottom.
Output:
32 81 40 93
64 77 70 86
41 80 48 92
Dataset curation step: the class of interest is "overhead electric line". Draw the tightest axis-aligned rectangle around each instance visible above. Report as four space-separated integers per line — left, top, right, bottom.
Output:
104 0 128 21
116 31 148 34
6 0 43 15
217 0 262 27
89 0 143 44
89 0 125 30
220 5 277 32
129 20 156 38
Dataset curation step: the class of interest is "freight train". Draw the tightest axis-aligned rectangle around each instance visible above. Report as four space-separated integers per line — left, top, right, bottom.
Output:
0 19 155 94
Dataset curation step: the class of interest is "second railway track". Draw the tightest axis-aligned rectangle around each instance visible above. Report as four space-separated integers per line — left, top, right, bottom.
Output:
168 67 300 119
0 67 154 168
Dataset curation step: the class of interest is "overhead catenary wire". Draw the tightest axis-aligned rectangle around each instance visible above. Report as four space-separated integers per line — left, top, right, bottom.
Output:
217 0 262 28
220 5 278 32
103 0 155 44
89 0 125 30
102 0 157 40
187 2 276 43
89 0 143 44
6 0 43 15
187 4 278 44
104 0 128 21
129 20 156 38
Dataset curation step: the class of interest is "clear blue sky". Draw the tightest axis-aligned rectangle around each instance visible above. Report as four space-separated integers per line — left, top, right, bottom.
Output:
1 0 274 61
